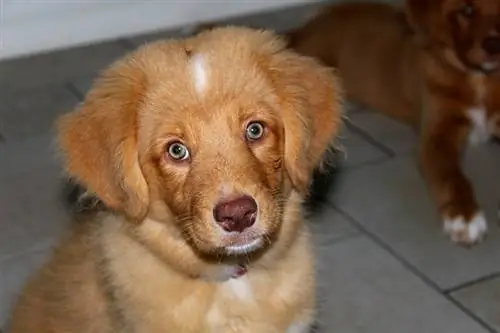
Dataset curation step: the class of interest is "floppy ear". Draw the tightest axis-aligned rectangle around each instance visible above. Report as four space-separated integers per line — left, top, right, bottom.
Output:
57 63 149 221
270 51 342 194
406 0 431 30
405 0 446 45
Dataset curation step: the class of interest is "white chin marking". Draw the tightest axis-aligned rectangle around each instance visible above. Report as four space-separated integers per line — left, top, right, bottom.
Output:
191 53 208 95
225 238 263 255
443 213 488 246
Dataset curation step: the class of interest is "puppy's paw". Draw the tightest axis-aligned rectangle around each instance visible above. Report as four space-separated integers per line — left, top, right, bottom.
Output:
443 213 488 247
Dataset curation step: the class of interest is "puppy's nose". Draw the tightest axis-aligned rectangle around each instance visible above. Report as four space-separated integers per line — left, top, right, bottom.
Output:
213 196 257 233
483 37 500 55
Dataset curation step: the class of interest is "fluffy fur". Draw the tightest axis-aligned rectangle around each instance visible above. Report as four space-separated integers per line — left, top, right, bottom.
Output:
289 0 500 246
8 27 342 332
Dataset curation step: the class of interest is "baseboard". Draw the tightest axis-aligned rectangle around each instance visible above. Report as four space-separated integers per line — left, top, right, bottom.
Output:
0 0 314 61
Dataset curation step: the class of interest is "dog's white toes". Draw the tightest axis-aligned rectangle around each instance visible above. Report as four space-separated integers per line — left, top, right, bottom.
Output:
443 213 488 246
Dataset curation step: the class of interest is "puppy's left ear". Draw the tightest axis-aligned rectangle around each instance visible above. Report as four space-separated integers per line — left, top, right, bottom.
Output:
270 51 343 194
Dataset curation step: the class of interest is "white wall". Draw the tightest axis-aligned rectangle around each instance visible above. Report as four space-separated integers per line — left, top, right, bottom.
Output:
0 0 314 60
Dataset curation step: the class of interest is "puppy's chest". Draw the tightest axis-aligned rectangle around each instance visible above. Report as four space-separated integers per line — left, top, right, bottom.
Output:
466 74 500 145
205 276 289 332
205 277 264 331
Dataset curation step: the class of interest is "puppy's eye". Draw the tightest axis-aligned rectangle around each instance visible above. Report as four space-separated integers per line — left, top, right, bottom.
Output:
245 122 265 141
460 3 475 18
166 141 190 161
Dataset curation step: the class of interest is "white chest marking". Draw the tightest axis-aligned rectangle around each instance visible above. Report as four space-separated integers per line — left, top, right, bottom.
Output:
224 276 253 301
467 107 491 145
467 74 492 145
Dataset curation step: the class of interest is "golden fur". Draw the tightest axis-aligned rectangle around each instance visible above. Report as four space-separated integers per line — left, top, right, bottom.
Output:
8 27 342 332
290 0 500 246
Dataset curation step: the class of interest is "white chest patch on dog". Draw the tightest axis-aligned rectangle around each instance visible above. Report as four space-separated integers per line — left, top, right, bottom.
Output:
467 73 492 145
224 276 253 301
467 107 491 145
191 54 208 95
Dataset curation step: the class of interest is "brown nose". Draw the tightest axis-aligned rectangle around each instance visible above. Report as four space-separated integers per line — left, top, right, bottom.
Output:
213 196 257 233
483 37 500 55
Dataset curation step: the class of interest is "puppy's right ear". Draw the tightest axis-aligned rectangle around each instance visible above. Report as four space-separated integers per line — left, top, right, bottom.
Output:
269 47 343 194
405 0 431 30
405 0 446 44
57 63 149 221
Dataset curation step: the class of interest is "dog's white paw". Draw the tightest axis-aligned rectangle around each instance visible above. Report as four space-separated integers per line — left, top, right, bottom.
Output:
443 213 488 246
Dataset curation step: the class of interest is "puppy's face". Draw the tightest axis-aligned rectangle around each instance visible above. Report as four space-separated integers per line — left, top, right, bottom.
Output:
142 58 286 256
407 0 500 72
58 28 341 259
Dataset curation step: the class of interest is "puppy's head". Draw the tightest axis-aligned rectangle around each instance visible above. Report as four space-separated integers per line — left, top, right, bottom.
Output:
58 27 341 259
407 0 500 73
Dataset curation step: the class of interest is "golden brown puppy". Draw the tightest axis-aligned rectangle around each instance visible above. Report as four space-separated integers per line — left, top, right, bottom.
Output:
290 0 500 246
8 27 341 332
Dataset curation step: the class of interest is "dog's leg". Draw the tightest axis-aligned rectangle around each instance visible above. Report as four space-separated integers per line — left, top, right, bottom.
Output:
419 117 487 246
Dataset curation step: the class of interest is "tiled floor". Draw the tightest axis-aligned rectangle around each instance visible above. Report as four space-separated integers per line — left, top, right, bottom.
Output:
1 3 500 332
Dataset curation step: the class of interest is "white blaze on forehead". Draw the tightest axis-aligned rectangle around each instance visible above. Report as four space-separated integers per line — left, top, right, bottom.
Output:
191 53 208 95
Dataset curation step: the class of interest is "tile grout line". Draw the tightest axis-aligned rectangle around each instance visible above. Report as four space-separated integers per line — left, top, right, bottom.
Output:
329 203 498 333
337 155 394 172
344 118 396 158
64 82 84 101
444 271 500 294
312 232 363 249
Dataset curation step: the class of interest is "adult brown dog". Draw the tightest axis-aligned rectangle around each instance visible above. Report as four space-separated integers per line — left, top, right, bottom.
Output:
8 27 342 332
290 0 500 246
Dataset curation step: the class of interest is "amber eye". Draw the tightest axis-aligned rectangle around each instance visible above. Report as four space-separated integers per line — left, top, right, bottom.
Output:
166 141 190 161
460 3 475 18
245 121 265 141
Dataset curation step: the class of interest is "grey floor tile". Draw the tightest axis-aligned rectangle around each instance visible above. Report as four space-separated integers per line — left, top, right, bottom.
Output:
128 25 201 48
347 111 418 155
0 134 71 260
0 247 52 328
0 85 79 141
69 75 96 101
128 2 323 47
329 147 500 290
314 236 488 333
343 100 368 115
0 41 128 91
308 205 360 246
213 2 323 33
452 276 500 332
335 123 389 168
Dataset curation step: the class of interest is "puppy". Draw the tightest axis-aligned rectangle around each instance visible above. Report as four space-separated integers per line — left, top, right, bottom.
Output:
8 27 342 332
289 1 500 246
